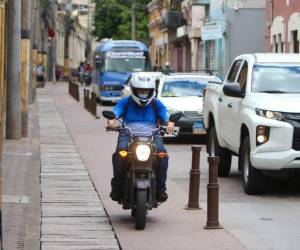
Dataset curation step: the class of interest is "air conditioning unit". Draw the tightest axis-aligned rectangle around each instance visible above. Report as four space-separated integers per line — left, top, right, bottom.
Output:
164 11 183 29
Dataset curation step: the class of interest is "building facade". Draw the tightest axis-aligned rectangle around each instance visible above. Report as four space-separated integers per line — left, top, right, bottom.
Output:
265 0 300 53
55 0 93 75
207 0 265 78
147 0 184 70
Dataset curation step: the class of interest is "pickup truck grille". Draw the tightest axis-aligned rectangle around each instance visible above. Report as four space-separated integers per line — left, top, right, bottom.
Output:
283 112 300 151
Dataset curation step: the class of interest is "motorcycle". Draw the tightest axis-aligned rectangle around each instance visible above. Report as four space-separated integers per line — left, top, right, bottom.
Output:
102 110 182 230
84 72 92 86
78 71 85 86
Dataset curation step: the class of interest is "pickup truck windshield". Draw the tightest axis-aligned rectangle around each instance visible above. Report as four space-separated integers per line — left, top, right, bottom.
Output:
252 64 300 93
104 51 151 73
161 80 206 97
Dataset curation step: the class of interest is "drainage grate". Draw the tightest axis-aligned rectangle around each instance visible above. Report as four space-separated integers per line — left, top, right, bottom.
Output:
3 203 28 250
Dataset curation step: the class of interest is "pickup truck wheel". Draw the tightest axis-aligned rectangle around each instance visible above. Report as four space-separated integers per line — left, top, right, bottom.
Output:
240 136 265 194
208 126 232 177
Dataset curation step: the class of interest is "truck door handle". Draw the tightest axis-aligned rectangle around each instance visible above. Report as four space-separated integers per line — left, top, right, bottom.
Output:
218 97 223 102
228 103 232 108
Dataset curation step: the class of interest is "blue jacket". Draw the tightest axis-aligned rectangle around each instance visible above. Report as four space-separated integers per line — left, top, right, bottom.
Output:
113 96 169 124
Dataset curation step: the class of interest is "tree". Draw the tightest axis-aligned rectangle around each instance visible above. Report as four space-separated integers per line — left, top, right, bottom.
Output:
93 0 150 44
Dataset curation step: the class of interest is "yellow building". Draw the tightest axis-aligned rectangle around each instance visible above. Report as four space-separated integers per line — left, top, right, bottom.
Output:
147 0 183 70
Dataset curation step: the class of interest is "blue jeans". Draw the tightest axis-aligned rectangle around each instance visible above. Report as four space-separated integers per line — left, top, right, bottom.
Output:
111 131 168 194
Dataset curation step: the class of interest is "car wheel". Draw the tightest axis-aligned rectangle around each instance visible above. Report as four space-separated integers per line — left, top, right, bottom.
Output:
207 126 232 177
240 136 265 194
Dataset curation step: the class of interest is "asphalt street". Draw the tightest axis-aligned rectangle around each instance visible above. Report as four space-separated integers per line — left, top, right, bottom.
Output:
49 82 300 250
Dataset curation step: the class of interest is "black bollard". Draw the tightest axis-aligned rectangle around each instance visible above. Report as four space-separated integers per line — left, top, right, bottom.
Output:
186 146 201 210
204 156 222 229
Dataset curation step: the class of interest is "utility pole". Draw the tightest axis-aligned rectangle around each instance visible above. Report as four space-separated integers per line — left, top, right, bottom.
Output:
131 1 136 40
29 0 37 104
47 0 56 83
86 0 92 63
0 1 7 249
7 0 22 139
64 0 72 80
21 0 31 137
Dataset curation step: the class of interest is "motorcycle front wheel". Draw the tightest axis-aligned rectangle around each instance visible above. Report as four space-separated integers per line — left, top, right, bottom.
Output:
135 189 147 230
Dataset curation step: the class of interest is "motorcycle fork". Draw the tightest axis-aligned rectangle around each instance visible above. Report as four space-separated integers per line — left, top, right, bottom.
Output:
131 170 154 209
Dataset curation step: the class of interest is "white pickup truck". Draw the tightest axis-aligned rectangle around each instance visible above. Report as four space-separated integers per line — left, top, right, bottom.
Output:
203 53 300 194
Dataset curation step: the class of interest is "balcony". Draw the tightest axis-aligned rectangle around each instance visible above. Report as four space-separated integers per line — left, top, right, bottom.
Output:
159 11 183 30
192 0 210 5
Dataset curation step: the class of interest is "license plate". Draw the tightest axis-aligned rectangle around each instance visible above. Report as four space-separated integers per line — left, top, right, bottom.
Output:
193 122 206 134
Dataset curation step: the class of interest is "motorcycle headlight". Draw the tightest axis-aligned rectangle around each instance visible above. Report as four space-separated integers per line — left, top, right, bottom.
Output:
255 109 285 121
135 145 151 162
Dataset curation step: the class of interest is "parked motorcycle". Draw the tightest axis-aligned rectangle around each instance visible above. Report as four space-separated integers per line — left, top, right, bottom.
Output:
102 110 182 230
84 72 92 86
78 71 85 86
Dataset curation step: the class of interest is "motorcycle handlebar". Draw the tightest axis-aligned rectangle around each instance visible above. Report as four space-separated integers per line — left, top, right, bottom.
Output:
105 126 178 136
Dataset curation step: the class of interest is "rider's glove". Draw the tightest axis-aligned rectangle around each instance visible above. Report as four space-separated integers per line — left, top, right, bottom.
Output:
107 119 118 129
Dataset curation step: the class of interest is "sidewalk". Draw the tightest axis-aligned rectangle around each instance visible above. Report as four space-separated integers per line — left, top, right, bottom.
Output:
3 101 40 250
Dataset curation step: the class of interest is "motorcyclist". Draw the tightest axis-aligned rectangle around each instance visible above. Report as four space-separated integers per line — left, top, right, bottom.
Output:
107 74 175 202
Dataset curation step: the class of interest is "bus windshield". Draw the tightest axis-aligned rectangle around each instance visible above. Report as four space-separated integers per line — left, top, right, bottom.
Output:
104 51 151 73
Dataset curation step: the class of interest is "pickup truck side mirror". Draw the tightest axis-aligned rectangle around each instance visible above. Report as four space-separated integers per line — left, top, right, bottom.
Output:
169 112 183 122
223 84 244 98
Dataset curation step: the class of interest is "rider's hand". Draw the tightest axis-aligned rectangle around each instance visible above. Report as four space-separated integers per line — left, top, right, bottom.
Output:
107 119 118 128
166 121 175 134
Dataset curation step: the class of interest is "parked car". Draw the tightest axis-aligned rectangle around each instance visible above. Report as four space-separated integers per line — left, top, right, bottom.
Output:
157 73 221 136
203 53 300 194
122 71 163 97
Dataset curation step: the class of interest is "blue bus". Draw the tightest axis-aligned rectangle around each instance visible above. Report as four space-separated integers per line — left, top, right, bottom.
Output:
92 40 151 104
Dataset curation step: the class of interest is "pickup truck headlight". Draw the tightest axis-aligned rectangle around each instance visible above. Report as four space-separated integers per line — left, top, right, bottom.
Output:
255 109 285 121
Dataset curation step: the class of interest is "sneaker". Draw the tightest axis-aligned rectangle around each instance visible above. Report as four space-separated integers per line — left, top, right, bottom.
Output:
156 190 168 202
110 191 121 201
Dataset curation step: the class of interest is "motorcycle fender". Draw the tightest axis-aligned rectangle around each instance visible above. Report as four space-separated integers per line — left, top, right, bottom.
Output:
134 179 150 190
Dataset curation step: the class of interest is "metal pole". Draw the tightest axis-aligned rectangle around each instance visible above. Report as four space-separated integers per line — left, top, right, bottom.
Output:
186 146 201 209
30 0 38 102
204 156 222 229
64 0 72 80
6 0 22 139
0 1 7 248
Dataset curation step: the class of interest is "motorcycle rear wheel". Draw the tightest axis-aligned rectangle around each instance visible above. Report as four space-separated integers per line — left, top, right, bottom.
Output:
135 189 147 230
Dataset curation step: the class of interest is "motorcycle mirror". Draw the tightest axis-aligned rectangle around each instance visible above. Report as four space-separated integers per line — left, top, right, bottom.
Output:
102 110 116 120
169 112 182 122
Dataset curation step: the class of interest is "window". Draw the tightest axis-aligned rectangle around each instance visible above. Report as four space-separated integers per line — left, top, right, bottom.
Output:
161 79 207 97
226 60 242 83
292 30 299 53
237 61 248 93
273 35 278 53
252 63 300 93
278 34 284 52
